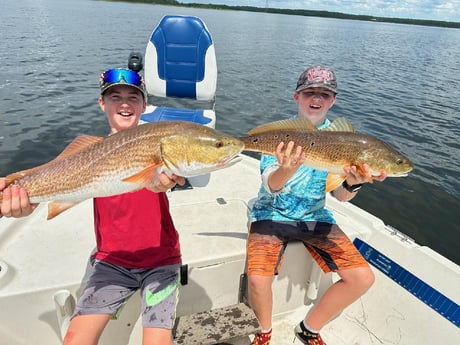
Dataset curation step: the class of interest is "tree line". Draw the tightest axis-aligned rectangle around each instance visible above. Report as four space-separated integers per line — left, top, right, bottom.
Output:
104 0 460 29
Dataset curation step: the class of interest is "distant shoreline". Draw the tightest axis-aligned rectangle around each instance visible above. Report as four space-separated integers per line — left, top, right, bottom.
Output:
106 0 460 29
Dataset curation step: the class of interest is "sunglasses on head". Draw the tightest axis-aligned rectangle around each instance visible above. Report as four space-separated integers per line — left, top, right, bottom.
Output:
101 69 143 86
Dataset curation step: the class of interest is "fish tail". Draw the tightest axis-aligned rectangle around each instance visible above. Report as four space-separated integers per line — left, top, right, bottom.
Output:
5 173 25 186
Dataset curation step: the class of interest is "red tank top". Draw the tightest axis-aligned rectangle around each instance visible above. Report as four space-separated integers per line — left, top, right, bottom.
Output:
93 188 181 269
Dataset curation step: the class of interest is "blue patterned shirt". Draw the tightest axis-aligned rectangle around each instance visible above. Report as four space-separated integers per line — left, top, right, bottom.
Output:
250 118 336 224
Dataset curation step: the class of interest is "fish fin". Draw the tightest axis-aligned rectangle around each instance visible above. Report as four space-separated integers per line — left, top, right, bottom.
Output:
322 117 354 132
54 135 104 160
4 135 105 185
248 118 317 135
122 163 163 184
325 173 346 193
47 201 80 220
355 164 374 183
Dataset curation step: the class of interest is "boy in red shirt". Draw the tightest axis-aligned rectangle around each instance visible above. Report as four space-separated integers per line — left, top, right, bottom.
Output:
1 68 185 345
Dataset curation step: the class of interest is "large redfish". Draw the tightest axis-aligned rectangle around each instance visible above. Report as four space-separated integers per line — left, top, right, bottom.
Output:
240 117 413 192
1 121 243 219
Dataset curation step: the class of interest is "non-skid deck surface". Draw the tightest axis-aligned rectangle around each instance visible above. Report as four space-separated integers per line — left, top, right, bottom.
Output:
174 303 260 345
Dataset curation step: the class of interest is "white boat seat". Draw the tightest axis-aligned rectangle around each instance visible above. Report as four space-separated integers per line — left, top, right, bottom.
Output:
141 15 217 128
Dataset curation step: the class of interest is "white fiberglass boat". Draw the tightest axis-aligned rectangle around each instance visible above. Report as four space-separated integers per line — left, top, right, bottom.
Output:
0 15 458 345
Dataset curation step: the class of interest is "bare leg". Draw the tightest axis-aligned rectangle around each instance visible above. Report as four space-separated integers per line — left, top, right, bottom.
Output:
305 266 375 330
248 274 274 330
143 327 174 345
62 314 112 345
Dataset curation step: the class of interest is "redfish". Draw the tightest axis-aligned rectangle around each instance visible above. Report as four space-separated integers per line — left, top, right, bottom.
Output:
1 121 243 219
240 117 413 192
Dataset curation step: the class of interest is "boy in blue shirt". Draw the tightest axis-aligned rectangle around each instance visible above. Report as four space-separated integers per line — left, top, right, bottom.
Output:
248 66 387 345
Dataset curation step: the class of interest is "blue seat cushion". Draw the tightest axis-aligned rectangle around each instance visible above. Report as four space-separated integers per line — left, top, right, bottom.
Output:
141 107 212 125
151 16 213 99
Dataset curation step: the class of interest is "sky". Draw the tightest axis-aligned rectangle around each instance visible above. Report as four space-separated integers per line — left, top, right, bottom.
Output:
179 0 460 22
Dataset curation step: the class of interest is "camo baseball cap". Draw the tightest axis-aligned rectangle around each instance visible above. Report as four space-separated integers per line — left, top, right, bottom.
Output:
295 66 338 94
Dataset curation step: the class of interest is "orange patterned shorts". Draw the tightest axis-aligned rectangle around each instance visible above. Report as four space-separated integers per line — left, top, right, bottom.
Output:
246 220 368 276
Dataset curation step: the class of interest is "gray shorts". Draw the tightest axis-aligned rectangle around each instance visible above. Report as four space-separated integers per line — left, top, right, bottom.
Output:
73 259 180 329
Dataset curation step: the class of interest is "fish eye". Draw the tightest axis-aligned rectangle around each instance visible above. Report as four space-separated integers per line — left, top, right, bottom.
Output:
396 159 403 165
215 141 224 148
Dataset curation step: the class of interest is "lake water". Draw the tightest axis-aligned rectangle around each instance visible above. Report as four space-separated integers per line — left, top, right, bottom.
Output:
1 0 459 264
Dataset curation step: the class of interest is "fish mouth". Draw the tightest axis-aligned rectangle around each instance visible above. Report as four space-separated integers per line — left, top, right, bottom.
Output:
372 170 410 178
391 165 414 177
387 173 408 177
163 154 243 178
217 155 242 168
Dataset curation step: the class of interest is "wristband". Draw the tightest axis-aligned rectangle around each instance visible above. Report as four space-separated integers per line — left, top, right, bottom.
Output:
342 180 363 193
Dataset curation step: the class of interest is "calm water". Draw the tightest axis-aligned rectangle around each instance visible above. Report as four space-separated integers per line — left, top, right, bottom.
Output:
1 0 459 264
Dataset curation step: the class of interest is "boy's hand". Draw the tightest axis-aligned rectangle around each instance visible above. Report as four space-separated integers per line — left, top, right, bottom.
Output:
0 178 38 218
276 141 305 170
343 164 387 185
147 173 185 193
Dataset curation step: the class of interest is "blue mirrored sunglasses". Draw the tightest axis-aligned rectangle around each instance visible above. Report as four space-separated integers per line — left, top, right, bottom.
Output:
102 69 142 86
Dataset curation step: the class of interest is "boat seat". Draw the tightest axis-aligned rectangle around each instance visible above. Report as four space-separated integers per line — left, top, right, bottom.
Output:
141 107 213 126
141 15 217 128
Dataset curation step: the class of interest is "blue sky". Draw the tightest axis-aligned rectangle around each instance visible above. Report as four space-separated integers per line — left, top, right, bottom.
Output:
179 1 460 22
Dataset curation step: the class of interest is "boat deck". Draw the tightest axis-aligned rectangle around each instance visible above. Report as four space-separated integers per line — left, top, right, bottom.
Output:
0 154 459 344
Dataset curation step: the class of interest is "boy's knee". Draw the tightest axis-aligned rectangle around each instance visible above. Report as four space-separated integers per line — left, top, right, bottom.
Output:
340 266 375 293
359 267 375 291
248 274 261 288
248 274 272 290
